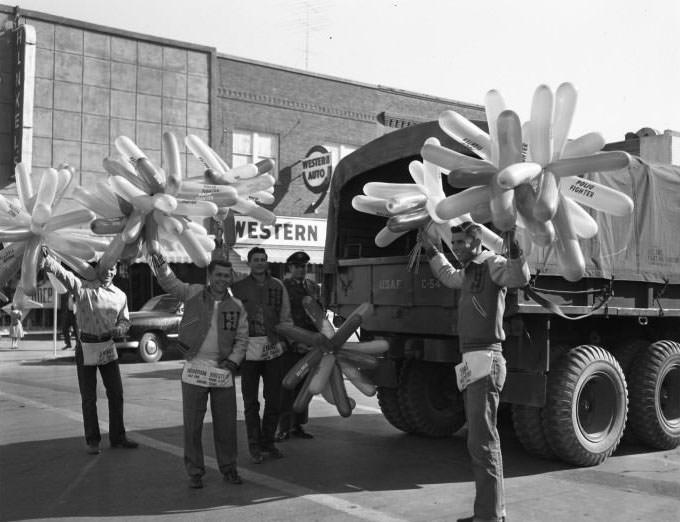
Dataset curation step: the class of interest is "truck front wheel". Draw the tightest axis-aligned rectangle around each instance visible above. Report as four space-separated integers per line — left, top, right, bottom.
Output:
398 360 465 438
543 345 627 466
377 385 417 434
628 340 680 450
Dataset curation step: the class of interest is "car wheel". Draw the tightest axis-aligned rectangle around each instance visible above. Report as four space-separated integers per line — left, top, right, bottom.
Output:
138 332 165 363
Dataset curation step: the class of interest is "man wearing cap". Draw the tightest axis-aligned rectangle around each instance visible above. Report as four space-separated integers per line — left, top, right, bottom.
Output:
276 250 321 441
231 247 293 463
42 251 137 455
420 223 529 522
149 252 248 489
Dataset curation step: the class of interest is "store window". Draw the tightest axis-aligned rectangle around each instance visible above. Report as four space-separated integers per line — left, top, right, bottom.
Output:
232 130 279 174
323 142 357 168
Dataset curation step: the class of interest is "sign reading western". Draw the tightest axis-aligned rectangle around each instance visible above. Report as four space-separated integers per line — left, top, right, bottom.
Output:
235 216 326 248
301 145 332 193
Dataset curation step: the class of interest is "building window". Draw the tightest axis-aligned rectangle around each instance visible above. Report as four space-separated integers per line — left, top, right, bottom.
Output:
323 142 357 168
232 130 279 174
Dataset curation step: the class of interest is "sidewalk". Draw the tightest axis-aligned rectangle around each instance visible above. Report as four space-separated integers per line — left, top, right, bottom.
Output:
0 330 75 365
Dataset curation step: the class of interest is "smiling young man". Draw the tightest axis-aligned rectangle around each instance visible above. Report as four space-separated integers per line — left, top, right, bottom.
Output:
421 223 530 522
150 252 248 489
231 247 292 464
42 251 136 455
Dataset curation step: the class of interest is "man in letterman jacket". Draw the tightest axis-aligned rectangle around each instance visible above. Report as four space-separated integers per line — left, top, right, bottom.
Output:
231 246 293 464
421 223 530 522
150 253 248 489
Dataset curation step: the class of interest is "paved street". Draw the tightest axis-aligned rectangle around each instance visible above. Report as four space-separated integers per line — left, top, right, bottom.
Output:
1 336 679 522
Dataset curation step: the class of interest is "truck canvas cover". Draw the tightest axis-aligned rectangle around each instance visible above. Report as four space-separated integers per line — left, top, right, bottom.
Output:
325 122 680 285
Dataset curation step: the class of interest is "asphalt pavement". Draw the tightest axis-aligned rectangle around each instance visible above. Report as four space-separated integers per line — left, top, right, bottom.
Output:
1 337 679 522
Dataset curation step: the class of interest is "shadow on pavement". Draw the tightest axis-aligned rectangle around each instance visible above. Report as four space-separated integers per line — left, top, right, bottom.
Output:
0 413 591 521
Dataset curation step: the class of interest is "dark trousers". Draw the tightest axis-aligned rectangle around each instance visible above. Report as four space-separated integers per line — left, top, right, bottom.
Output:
463 351 507 522
75 343 126 446
62 312 78 347
240 357 283 452
182 381 238 478
278 351 309 432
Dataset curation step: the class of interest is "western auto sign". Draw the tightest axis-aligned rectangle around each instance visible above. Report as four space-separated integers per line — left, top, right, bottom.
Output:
301 145 332 193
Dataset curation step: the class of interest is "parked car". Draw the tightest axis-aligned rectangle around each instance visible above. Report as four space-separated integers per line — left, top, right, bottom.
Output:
115 294 183 362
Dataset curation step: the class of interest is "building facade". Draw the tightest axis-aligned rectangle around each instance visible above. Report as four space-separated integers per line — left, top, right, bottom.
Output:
0 5 485 317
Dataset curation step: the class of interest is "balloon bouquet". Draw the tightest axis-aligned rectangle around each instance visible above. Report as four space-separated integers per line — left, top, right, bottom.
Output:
353 82 635 282
276 297 389 417
0 132 279 311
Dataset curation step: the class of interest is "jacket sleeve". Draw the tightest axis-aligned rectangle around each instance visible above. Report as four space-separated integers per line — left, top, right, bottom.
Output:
227 300 249 365
486 255 531 289
277 280 294 330
428 253 465 289
43 255 83 295
150 260 192 301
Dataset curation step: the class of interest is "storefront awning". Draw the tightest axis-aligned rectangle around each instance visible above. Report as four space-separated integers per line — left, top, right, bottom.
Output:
233 246 324 264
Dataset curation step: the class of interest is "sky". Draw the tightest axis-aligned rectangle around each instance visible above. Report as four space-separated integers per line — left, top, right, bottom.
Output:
14 0 680 142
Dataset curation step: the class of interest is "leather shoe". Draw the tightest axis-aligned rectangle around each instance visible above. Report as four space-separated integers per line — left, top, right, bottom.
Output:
189 476 203 489
111 438 139 449
223 468 243 485
250 451 264 464
261 445 283 459
275 431 290 442
86 443 101 455
291 427 314 439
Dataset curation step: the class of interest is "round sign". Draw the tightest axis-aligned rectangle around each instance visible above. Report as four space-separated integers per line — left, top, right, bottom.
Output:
302 145 332 193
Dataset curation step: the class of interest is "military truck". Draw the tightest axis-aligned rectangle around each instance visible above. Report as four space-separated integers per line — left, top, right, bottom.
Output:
323 121 680 466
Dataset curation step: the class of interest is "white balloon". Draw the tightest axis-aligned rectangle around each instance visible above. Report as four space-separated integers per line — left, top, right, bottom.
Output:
559 176 634 216
438 110 492 161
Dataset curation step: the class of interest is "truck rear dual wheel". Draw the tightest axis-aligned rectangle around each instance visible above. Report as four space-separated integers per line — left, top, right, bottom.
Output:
398 360 466 438
543 345 627 466
628 340 680 450
511 344 568 460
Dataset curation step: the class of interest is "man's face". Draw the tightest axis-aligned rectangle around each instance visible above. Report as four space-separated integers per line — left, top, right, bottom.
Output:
289 263 306 280
248 253 268 276
451 233 479 262
99 265 117 285
209 265 233 293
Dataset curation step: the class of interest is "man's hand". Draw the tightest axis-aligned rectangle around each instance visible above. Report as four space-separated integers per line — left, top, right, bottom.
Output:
110 326 127 338
418 230 438 257
149 253 167 273
220 359 239 373
503 229 522 259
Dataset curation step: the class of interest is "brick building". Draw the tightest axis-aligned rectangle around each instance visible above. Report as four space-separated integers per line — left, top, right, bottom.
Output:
0 5 485 315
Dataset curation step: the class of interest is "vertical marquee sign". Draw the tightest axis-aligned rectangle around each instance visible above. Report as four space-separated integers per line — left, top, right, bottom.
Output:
13 24 36 174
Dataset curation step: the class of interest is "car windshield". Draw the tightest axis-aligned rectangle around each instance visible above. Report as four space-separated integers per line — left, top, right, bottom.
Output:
140 294 181 313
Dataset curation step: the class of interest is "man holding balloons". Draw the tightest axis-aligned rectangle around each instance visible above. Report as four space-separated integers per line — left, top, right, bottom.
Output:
42 249 137 455
149 251 249 489
420 223 529 522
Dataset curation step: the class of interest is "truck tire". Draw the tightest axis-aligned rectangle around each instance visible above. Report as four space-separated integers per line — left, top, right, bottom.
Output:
628 340 680 450
512 405 554 459
511 344 568 460
377 386 417 434
543 345 627 466
138 332 165 363
398 360 465 438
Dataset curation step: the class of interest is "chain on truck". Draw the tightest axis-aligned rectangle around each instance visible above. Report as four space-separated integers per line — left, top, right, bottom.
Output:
323 121 680 467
